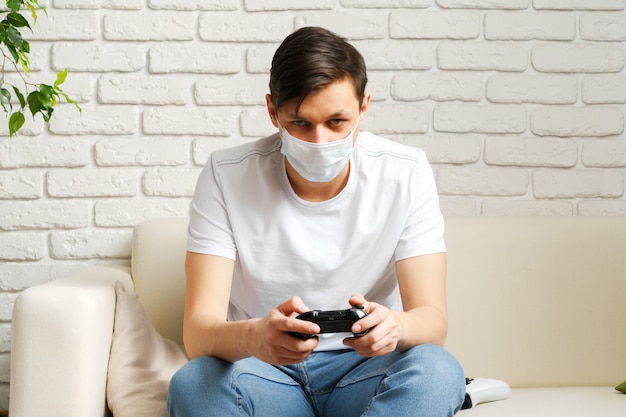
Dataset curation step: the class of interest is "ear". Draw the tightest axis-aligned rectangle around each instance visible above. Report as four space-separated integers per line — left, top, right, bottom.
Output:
266 94 279 128
360 92 371 119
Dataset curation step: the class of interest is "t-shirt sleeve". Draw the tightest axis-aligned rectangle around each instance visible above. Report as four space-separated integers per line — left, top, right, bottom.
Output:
393 151 446 261
187 154 237 260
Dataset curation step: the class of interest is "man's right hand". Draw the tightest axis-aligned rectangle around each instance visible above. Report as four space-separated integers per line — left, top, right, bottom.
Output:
247 296 320 365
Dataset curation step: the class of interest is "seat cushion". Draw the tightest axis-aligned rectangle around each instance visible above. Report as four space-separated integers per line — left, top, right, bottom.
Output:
461 387 624 416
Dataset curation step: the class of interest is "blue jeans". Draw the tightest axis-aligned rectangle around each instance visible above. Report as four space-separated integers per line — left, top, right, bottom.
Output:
167 344 465 417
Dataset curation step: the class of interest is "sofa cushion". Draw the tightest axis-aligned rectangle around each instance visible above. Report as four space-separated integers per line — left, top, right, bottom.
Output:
461 387 624 416
106 281 188 417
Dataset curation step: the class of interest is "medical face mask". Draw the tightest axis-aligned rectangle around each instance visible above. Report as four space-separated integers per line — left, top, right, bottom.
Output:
279 116 360 183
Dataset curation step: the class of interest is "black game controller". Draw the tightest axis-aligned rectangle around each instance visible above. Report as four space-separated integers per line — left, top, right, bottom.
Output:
290 304 368 340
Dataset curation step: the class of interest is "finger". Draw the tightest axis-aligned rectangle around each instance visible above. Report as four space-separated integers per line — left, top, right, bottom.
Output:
349 293 367 308
277 296 309 316
285 315 320 336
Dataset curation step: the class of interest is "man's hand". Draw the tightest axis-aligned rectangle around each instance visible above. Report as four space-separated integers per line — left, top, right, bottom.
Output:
248 296 320 365
342 294 400 357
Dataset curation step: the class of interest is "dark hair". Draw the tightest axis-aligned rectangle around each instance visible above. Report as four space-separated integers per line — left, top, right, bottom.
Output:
269 27 368 113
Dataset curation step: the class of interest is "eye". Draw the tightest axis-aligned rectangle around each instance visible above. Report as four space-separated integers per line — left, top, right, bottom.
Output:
329 119 345 127
292 120 308 128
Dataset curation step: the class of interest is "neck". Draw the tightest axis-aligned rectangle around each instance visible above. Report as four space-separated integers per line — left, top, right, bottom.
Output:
285 161 350 202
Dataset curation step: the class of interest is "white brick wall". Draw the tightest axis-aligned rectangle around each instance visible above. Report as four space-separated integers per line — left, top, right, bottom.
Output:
0 1 625 408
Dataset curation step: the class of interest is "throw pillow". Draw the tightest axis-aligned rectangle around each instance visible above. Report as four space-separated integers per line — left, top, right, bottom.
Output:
107 281 189 417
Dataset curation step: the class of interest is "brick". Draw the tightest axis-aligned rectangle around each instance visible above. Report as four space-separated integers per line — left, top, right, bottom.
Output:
142 168 202 197
437 41 528 71
530 106 624 137
0 114 43 137
0 324 11 353
436 166 529 196
47 169 137 197
484 137 578 168
578 200 626 216
148 0 239 10
240 107 275 137
437 0 529 8
486 74 578 104
393 135 481 164
342 0 431 7
195 75 268 105
533 169 624 198
484 12 575 41
392 72 482 102
0 200 89 231
53 0 143 9
0 137 91 168
192 137 256 165
532 43 625 73
0 232 46 261
25 11 99 40
580 13 626 41
582 75 626 104
0 171 43 199
295 13 387 40
245 0 335 11
582 140 626 167
366 72 390 102
0 353 10 382
245 44 277 73
438 196 477 217
103 12 195 41
98 75 190 105
482 199 574 216
58 74 95 104
149 44 242 74
390 11 480 40
50 229 133 259
355 40 435 70
95 137 189 166
198 13 293 42
143 107 239 136
94 198 190 227
0 262 81 291
50 105 139 135
533 0 625 11
434 103 527 134
51 43 146 72
362 104 430 134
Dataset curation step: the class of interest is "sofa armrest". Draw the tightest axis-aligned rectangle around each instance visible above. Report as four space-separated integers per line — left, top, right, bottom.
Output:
10 265 133 417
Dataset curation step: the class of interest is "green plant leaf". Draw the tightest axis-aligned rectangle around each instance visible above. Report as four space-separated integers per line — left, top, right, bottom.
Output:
7 0 22 13
9 111 25 136
26 90 44 117
12 85 25 109
7 12 31 31
6 26 23 49
0 88 12 112
54 68 67 88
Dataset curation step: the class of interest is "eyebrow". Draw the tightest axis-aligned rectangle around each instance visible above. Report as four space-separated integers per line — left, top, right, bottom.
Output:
287 110 349 120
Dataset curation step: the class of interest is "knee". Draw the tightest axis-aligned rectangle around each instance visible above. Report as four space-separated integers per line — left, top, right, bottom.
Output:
411 344 464 383
403 344 466 399
168 356 227 410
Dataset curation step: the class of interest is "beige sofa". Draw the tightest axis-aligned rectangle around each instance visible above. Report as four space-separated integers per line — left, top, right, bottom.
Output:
9 216 626 416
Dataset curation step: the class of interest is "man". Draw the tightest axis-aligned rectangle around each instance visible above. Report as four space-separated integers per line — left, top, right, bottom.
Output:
167 26 465 417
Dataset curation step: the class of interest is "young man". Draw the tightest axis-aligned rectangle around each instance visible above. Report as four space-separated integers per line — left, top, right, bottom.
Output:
167 26 465 417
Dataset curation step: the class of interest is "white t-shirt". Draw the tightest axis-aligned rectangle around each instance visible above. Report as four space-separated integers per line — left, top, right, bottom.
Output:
188 131 446 350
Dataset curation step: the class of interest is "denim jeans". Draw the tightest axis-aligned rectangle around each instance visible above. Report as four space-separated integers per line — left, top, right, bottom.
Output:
167 344 465 417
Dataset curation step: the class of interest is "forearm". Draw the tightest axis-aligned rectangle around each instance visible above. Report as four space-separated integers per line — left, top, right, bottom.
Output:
393 305 448 351
183 314 259 362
